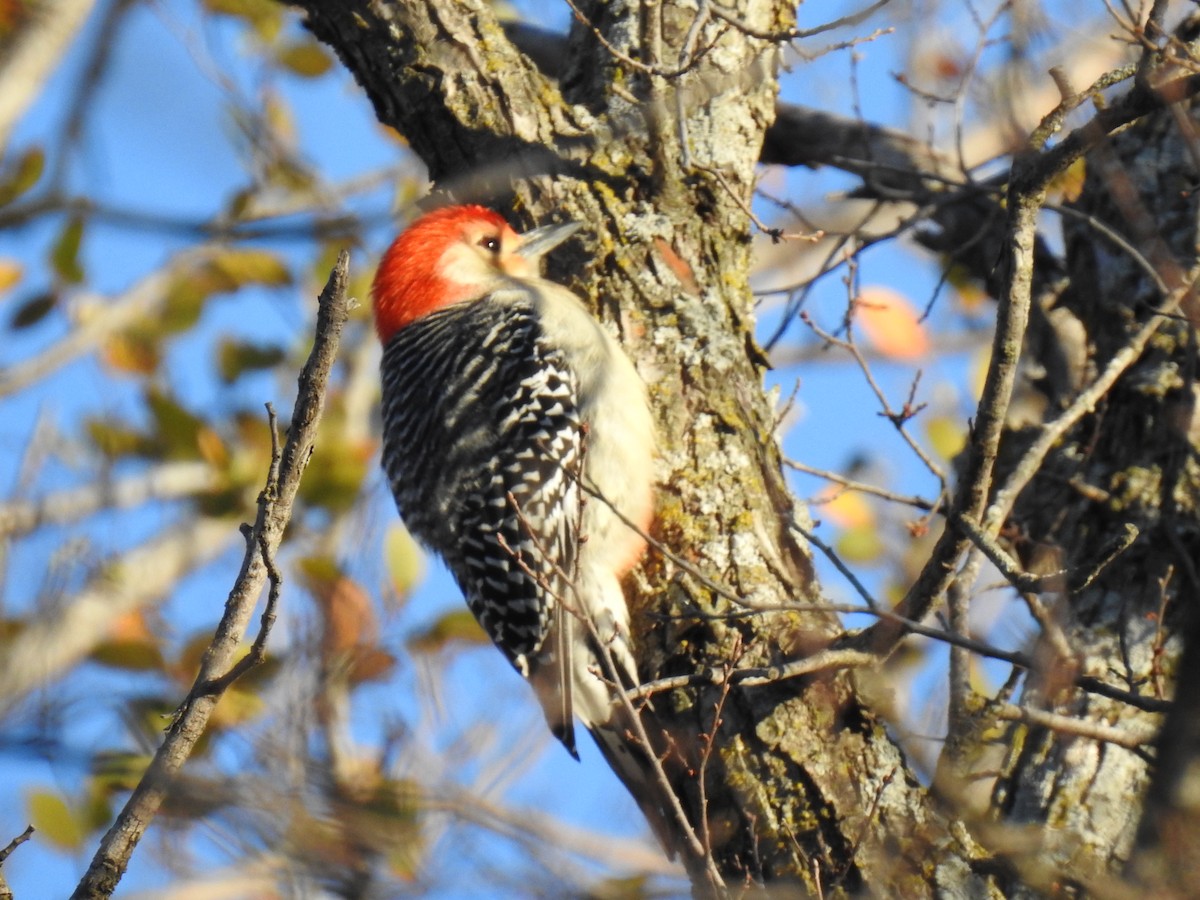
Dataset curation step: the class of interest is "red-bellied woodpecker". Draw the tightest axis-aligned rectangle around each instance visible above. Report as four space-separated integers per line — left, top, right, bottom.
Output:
372 204 656 770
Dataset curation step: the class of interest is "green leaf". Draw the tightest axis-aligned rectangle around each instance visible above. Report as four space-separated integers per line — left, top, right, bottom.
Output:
50 215 85 284
207 248 291 289
9 291 56 329
90 638 165 672
86 418 155 458
276 40 333 77
91 752 152 794
297 441 369 513
160 274 210 333
0 146 45 206
27 790 85 852
217 338 286 383
145 387 206 460
156 251 291 337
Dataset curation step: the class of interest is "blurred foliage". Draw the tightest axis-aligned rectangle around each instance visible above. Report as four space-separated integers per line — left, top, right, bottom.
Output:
0 144 42 205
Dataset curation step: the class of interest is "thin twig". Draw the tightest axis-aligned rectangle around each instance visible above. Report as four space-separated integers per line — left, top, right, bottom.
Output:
983 281 1193 535
801 312 947 483
0 462 218 538
784 459 938 511
696 642 737 863
194 408 286 696
790 519 879 611
991 702 1158 750
0 826 33 866
632 647 879 697
0 825 33 900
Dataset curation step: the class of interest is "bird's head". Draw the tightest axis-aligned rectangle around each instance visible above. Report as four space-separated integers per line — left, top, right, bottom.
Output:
372 204 582 344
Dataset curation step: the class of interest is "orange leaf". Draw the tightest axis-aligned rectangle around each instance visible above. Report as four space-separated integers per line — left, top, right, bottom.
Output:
0 258 21 295
108 609 154 642
302 558 377 654
347 647 397 684
853 286 931 360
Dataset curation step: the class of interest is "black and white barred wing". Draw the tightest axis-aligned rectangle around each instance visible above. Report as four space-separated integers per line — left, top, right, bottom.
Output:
380 297 586 751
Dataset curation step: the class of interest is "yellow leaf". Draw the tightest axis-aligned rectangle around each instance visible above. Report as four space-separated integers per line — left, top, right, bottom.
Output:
210 686 265 729
385 525 425 600
817 488 875 530
0 259 22 294
944 262 989 314
101 331 160 375
263 91 295 146
407 609 488 654
1050 158 1086 203
835 524 885 564
925 415 967 460
27 790 85 852
203 0 282 40
276 40 333 77
197 426 229 467
208 248 292 288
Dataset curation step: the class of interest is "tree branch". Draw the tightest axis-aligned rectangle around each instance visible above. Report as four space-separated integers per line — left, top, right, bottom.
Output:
0 0 96 155
0 518 235 718
0 462 219 538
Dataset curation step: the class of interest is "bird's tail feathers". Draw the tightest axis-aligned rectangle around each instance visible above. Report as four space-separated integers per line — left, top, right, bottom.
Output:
574 573 682 857
584 683 681 858
529 569 683 855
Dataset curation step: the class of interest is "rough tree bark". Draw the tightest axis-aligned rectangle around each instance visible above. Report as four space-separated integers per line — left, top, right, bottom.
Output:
286 1 1200 897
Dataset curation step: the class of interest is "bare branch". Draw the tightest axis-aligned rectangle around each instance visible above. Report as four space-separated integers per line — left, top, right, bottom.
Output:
991 702 1158 751
0 0 96 155
0 825 34 900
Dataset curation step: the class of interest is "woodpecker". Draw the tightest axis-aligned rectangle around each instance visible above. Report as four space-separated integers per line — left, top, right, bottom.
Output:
372 204 656 764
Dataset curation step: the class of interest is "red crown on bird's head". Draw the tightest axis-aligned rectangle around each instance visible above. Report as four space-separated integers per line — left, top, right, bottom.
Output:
372 205 515 344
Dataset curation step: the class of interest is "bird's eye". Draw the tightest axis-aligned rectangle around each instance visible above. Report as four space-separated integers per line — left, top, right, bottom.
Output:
478 236 500 253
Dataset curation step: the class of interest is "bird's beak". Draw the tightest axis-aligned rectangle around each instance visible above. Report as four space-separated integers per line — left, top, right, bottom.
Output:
518 221 583 259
